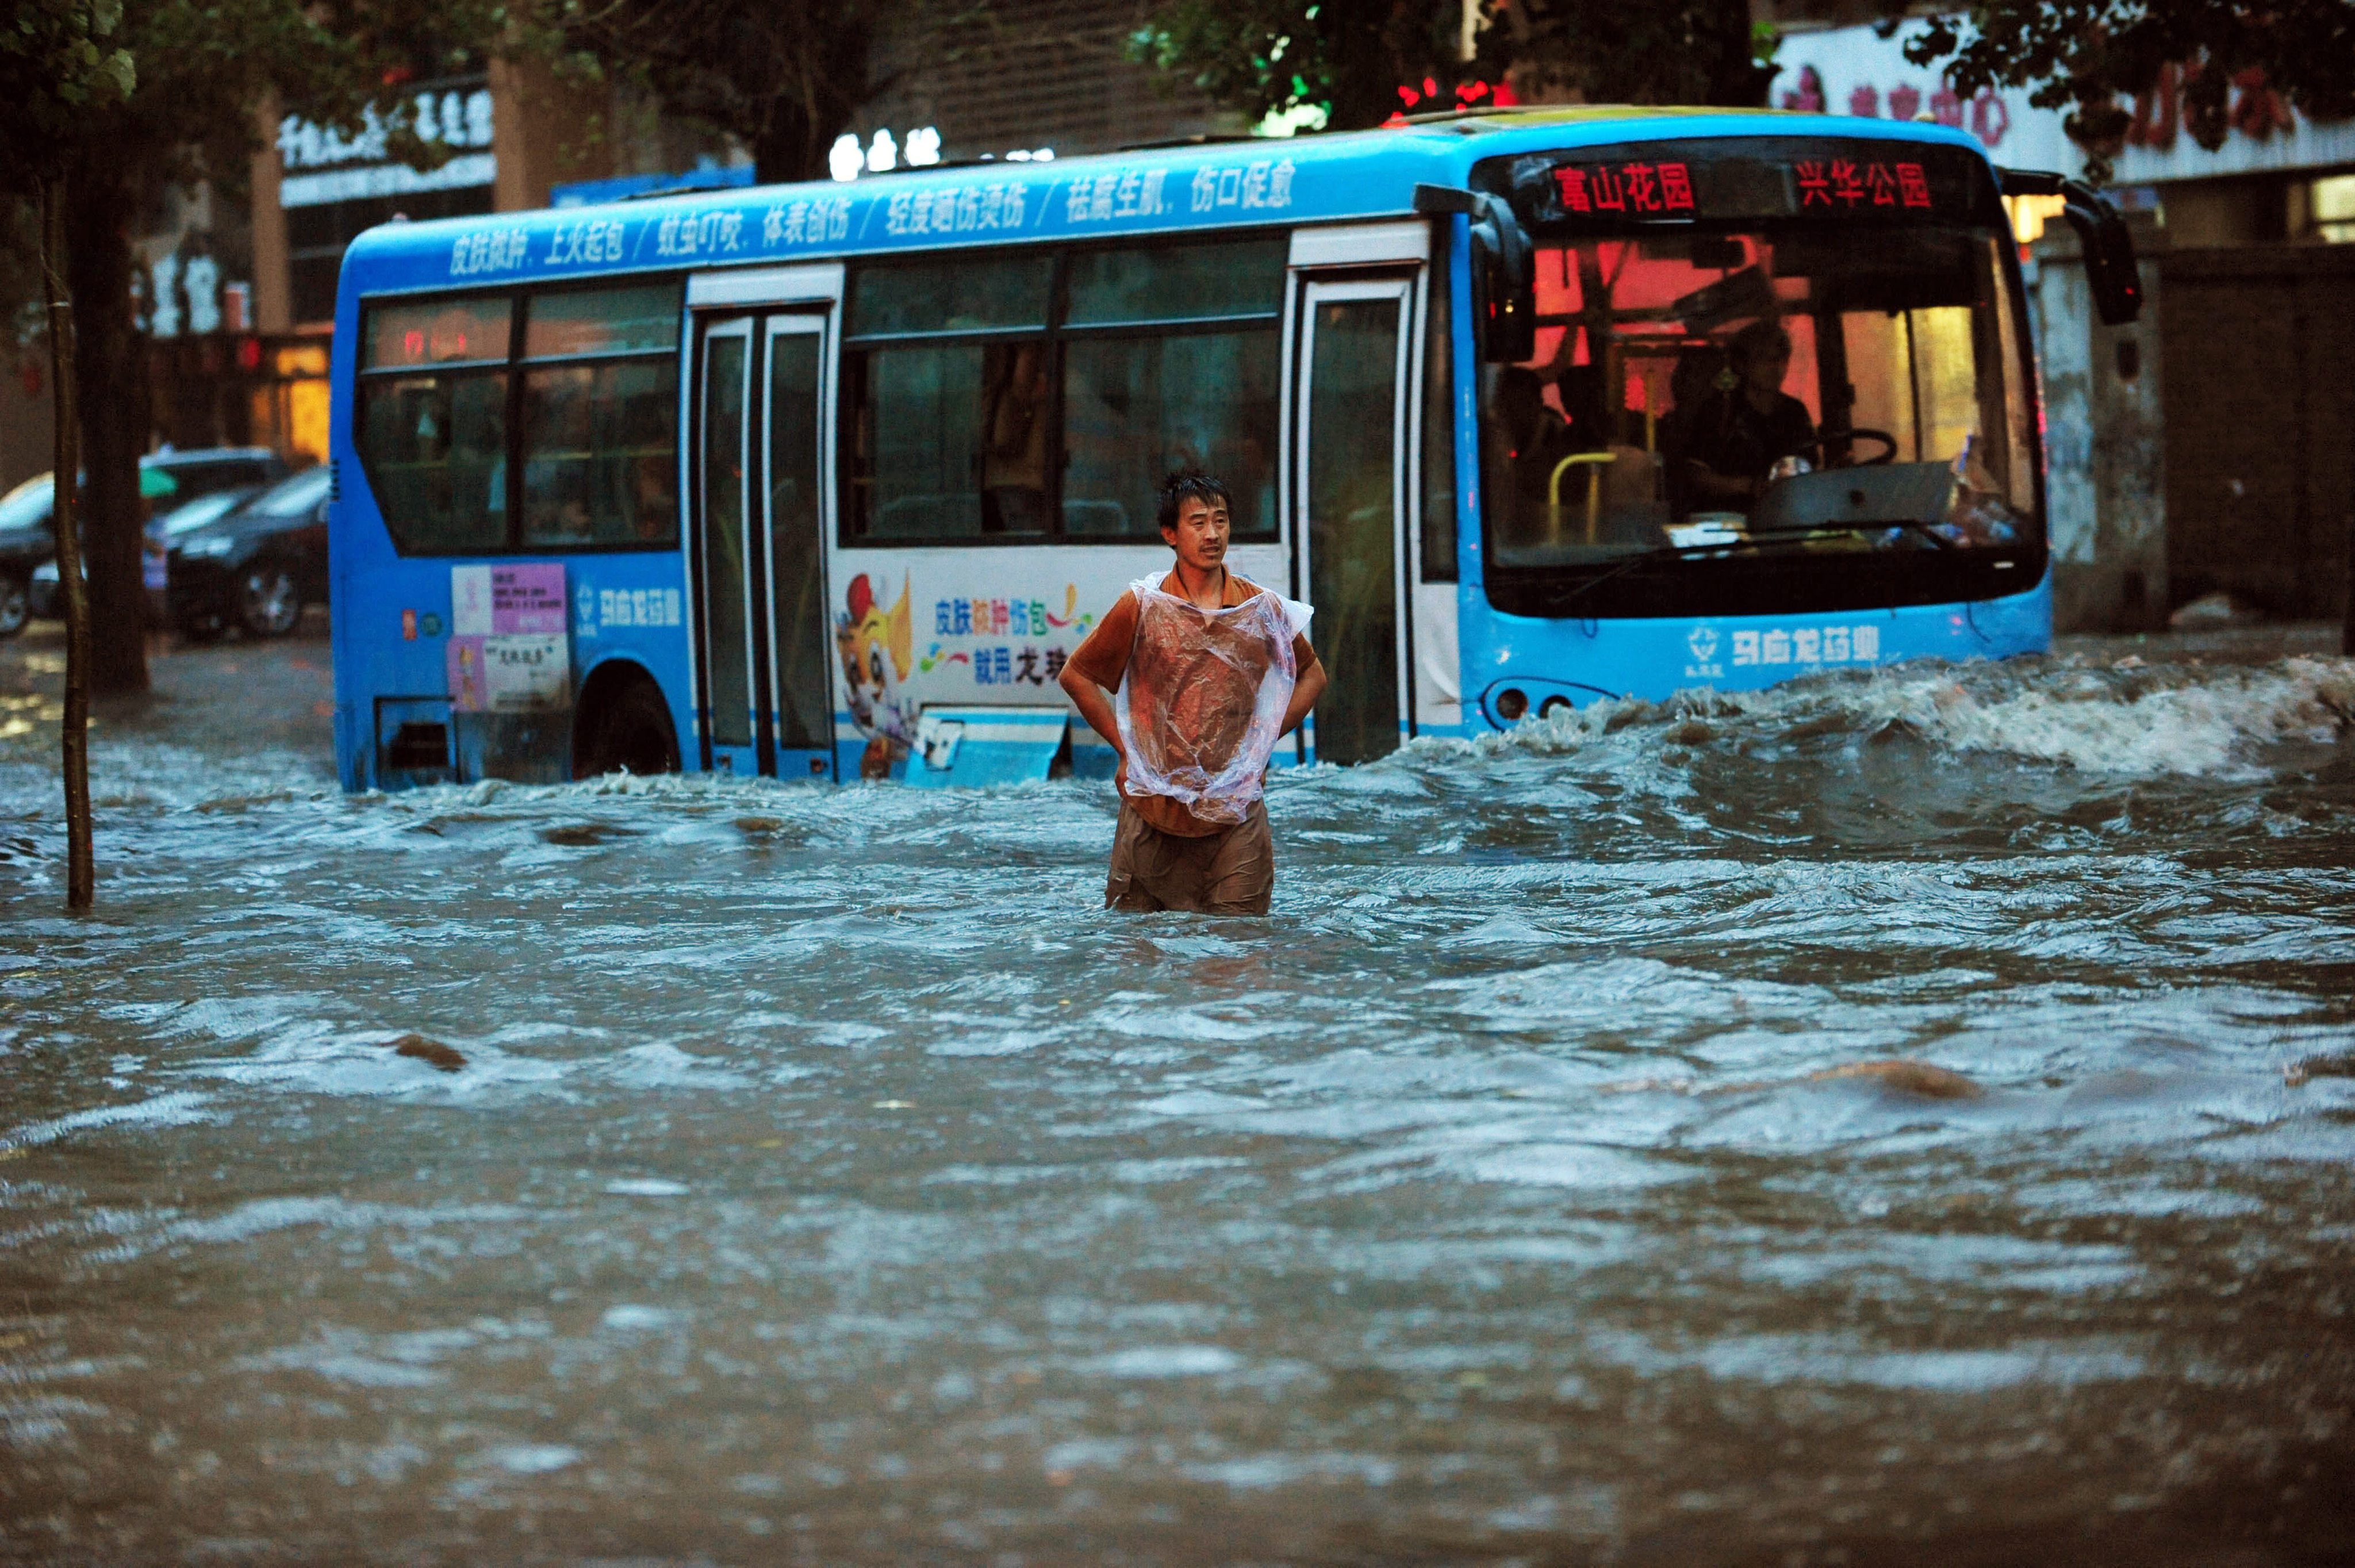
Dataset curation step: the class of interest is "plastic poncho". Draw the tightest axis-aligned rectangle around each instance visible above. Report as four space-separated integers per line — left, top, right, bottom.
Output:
1113 574 1314 826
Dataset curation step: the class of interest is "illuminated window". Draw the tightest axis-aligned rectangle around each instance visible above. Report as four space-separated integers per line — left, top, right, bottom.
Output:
1467 139 2038 620
2311 174 2355 244
363 296 509 367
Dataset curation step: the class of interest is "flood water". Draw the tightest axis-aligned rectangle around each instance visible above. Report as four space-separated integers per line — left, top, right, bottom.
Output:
4 631 2355 1564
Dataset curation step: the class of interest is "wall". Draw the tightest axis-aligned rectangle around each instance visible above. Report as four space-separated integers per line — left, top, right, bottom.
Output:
2034 223 2169 631
857 0 1232 161
2159 245 2355 620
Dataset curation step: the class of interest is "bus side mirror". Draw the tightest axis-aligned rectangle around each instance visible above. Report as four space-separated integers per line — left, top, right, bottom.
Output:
1416 183 1536 362
1999 168 2142 327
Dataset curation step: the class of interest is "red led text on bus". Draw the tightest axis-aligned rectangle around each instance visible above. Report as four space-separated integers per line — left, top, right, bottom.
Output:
1554 161 1696 215
1795 159 1934 209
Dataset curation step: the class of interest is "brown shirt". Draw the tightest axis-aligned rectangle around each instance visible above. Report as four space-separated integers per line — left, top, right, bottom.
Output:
1067 570 1318 837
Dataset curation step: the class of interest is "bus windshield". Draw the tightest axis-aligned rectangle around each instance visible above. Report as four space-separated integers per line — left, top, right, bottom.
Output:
1477 149 2037 617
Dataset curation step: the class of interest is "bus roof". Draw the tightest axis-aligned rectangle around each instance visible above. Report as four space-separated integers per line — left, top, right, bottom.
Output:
336 109 1995 301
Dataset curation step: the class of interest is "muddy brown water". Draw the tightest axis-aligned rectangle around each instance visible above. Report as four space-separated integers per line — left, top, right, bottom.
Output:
3 624 2354 1564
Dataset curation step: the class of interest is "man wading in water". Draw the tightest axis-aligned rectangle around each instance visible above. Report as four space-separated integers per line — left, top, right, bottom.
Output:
1059 471 1326 914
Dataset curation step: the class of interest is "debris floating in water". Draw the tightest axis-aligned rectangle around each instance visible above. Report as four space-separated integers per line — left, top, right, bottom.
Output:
2285 1052 2355 1088
1805 1059 1982 1099
389 1034 466 1073
1597 1058 1981 1100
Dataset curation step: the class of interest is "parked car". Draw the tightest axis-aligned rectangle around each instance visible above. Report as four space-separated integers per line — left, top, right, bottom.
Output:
28 484 263 622
167 464 333 640
0 447 288 637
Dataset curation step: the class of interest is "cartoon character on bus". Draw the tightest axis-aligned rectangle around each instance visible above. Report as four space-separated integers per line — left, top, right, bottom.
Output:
836 571 916 777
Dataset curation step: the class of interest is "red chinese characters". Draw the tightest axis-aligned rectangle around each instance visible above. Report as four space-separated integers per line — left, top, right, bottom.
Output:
1798 158 1930 210
1554 160 1696 216
1551 155 1928 218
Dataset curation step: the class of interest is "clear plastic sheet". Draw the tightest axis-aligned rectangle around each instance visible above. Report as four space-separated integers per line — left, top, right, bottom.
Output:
1113 576 1313 825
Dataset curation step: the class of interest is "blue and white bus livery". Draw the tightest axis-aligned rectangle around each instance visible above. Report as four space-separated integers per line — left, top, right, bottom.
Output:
325 107 2138 791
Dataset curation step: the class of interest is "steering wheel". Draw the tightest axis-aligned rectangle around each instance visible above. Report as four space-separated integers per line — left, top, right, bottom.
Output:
1820 427 1898 467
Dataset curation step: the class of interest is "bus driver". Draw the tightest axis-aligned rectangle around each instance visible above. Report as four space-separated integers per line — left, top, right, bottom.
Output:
1677 319 1817 508
1058 470 1326 915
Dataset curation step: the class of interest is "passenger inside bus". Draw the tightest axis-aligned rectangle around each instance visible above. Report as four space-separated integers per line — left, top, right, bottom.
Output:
981 343 1051 534
1670 319 1818 509
1655 344 1725 517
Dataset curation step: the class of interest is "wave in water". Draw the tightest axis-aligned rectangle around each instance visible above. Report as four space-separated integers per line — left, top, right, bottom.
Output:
1465 655 2355 778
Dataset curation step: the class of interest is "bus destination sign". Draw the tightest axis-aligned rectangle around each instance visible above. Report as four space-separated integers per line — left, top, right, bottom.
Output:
1552 161 1698 215
1500 140 1984 226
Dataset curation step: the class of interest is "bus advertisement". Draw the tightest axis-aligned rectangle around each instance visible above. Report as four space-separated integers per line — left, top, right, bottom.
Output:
325 107 2139 792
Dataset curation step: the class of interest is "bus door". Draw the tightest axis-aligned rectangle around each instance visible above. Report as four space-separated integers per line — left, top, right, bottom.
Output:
1290 224 1425 765
687 267 841 779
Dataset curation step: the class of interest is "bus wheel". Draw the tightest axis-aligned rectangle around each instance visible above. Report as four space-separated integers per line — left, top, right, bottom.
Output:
574 668 680 779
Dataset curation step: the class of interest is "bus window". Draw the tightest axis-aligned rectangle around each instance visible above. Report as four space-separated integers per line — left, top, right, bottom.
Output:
1063 335 1277 540
522 283 680 356
356 354 510 554
850 255 1052 336
365 296 510 369
357 283 682 555
841 239 1283 545
518 285 682 549
1064 240 1282 323
1061 239 1283 540
843 257 1053 542
1479 227 2032 567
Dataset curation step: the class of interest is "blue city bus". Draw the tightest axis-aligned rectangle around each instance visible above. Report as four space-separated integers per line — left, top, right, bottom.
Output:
327 107 2137 791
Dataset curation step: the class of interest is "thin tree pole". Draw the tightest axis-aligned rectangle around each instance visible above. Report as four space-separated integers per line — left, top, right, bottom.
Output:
40 177 94 913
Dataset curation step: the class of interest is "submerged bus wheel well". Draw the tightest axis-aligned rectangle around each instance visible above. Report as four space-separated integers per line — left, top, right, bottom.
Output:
573 661 681 780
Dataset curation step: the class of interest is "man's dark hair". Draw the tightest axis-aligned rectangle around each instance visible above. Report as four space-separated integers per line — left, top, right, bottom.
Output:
1157 469 1232 534
1728 317 1792 369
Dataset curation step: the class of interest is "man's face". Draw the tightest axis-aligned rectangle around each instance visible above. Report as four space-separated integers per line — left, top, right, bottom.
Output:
1163 493 1231 572
1742 340 1792 399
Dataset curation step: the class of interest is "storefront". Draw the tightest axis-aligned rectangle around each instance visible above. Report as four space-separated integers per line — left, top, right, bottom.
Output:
1773 21 2355 630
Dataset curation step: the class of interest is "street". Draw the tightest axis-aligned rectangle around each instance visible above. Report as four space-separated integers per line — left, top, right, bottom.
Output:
3 620 2352 1562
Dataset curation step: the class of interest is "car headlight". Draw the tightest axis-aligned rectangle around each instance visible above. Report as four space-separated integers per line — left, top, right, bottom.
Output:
180 534 236 558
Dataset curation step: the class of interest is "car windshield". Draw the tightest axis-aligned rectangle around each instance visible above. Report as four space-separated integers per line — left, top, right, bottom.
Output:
242 465 332 520
1482 222 2035 572
0 475 55 530
160 488 259 536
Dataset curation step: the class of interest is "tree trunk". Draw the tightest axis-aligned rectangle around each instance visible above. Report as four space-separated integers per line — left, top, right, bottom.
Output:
63 156 151 699
750 111 824 187
1703 0 1774 108
40 179 95 913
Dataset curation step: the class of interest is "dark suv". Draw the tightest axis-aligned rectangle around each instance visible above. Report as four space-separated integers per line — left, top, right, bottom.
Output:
0 447 288 638
166 464 333 640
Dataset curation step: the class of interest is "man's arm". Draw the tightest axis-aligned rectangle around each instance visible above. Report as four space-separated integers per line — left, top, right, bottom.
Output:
1058 591 1137 783
1058 662 1123 760
1282 653 1326 737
